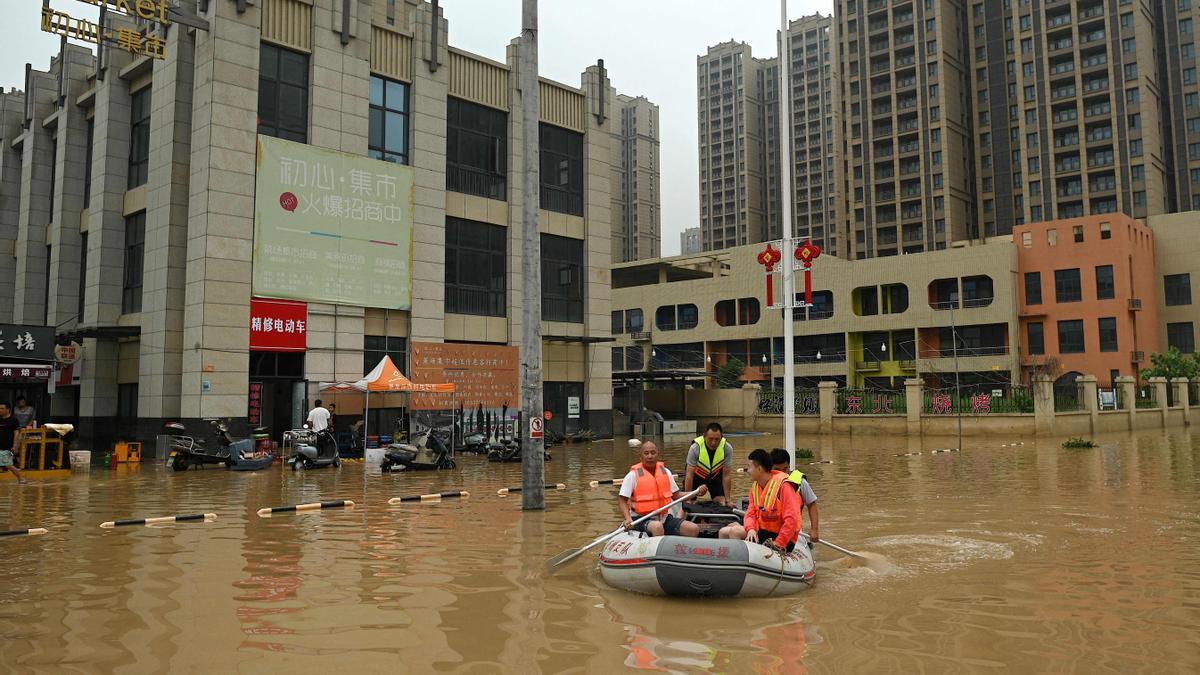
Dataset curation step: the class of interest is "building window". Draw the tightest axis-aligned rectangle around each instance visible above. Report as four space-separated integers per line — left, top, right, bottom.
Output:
1028 322 1045 355
78 232 87 320
1167 322 1196 354
128 87 151 188
962 275 994 308
369 76 409 164
364 335 407 374
1100 222 1111 239
1058 319 1085 354
1098 317 1118 352
1095 265 1115 300
540 123 584 216
447 97 507 200
444 218 506 317
122 211 145 314
1073 225 1084 242
1024 271 1042 305
83 119 94 207
651 342 704 370
258 44 309 143
612 309 644 334
1165 273 1192 306
1055 268 1082 303
714 298 761 327
655 305 698 331
542 234 584 323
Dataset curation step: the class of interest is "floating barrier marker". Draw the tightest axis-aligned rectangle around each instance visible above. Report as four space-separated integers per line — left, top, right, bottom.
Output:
498 483 565 495
931 448 960 454
256 500 354 517
0 527 48 538
894 452 922 457
588 478 624 487
388 491 470 505
807 459 834 465
101 513 217 528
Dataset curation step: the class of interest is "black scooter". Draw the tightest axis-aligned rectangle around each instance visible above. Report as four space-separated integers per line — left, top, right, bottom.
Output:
286 427 341 470
381 429 456 471
166 419 271 471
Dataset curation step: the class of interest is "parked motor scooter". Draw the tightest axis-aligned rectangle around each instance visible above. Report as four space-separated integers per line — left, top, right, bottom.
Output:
382 427 456 471
165 419 272 471
286 425 341 470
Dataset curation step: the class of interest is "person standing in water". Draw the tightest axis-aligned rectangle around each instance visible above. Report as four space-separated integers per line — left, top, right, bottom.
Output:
0 402 29 483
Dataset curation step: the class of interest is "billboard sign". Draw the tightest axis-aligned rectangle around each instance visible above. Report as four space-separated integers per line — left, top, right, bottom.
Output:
409 342 519 411
249 298 308 352
254 135 414 309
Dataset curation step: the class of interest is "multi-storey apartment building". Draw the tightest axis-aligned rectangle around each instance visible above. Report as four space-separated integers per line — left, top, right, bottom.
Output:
1160 1 1200 213
680 227 702 254
0 0 649 450
610 93 661 262
697 41 768 251
835 0 974 259
762 14 840 256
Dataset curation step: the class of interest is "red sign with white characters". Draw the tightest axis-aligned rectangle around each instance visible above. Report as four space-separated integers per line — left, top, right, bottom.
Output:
250 298 308 352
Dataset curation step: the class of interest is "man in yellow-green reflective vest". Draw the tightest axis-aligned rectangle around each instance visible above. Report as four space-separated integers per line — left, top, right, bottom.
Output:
684 422 733 505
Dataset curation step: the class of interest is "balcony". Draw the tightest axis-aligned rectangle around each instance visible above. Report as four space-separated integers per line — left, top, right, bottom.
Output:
856 360 882 372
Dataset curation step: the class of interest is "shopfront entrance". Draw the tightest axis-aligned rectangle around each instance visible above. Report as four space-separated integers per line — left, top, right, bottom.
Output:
248 299 308 442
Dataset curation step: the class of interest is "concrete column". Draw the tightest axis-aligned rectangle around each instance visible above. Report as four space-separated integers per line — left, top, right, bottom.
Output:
0 95 26 322
407 2 450 343
583 63 615 429
741 383 761 426
1033 375 1054 436
12 69 58 325
905 378 922 435
180 0 262 421
1116 375 1137 431
818 380 836 433
1172 377 1189 427
1149 376 1169 428
1077 374 1098 435
84 63 132 328
138 27 196 427
77 339 119 450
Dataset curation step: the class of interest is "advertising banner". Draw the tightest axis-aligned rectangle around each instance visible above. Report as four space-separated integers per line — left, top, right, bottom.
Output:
409 342 519 411
249 298 308 352
254 135 415 309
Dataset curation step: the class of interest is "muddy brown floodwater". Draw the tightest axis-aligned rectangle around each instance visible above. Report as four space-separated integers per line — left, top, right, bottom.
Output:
2 431 1200 673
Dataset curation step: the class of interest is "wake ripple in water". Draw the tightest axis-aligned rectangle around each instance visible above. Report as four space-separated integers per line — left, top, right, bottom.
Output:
863 534 1016 576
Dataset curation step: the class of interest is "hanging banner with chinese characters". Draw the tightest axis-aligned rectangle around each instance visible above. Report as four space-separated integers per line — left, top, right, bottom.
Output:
249 298 308 352
41 1 172 61
408 342 519 411
0 324 56 362
253 136 415 309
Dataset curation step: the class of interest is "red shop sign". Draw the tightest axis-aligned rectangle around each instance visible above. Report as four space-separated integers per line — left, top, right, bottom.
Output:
250 298 308 352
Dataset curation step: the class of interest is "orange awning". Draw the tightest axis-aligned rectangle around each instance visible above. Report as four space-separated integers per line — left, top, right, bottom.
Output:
361 356 455 393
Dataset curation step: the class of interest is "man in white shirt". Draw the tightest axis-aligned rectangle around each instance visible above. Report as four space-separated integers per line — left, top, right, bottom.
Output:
618 441 706 537
306 399 331 432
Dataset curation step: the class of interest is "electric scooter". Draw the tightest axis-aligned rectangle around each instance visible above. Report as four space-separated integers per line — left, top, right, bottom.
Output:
285 426 341 470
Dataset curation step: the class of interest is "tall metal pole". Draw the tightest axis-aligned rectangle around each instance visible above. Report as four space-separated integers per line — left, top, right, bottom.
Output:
519 0 545 509
951 293 962 450
779 0 798 469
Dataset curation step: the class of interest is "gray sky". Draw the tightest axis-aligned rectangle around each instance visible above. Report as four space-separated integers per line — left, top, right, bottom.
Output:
3 0 832 256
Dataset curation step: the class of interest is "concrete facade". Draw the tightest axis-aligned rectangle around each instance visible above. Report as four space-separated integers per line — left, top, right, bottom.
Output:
609 93 661 262
0 0 644 450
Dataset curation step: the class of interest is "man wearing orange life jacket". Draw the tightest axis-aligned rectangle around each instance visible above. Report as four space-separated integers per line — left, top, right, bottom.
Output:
618 441 706 537
718 449 801 552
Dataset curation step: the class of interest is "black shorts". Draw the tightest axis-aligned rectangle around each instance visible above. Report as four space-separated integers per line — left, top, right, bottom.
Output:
697 472 726 498
758 530 795 552
633 513 685 536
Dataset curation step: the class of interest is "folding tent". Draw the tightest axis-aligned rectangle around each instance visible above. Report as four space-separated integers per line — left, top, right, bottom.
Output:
319 356 455 447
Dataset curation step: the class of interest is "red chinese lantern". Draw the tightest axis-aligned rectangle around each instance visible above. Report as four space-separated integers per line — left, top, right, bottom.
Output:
793 241 822 306
756 244 783 306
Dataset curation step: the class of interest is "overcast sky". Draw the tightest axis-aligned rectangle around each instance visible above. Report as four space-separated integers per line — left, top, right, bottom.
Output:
3 0 832 256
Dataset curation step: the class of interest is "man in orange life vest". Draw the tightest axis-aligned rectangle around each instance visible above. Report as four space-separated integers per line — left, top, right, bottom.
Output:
717 449 801 552
619 441 706 537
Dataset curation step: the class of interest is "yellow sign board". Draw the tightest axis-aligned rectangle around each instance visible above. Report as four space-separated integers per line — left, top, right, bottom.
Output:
41 1 172 61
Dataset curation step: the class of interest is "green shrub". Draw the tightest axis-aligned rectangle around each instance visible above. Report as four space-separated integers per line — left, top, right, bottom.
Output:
796 448 815 459
1062 437 1096 449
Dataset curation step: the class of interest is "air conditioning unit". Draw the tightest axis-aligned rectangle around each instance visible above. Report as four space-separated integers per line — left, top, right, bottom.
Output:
1130 350 1145 363
1128 298 1142 311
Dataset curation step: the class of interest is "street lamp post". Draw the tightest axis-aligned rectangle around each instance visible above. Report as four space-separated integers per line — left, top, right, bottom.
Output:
778 0 798 470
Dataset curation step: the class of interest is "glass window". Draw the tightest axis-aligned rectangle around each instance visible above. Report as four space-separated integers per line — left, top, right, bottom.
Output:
1028 322 1045 355
541 234 584 323
1098 317 1118 352
447 98 508 200
1057 319 1085 353
364 335 407 375
678 304 698 330
369 76 409 164
444 218 506 317
540 123 585 215
1055 268 1082 303
884 284 909 314
656 305 677 331
1095 265 1115 300
258 43 309 143
626 309 644 332
128 87 151 188
1167 322 1196 354
83 119 94 206
122 211 145 314
78 231 88 321
857 286 879 316
962 275 994 307
611 311 623 335
1024 271 1042 305
1165 273 1192 306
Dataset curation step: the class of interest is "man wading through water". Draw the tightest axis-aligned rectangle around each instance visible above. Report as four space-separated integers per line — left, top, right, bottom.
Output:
0 402 29 483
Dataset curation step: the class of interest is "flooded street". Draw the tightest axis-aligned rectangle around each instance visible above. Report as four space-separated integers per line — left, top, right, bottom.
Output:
2 432 1199 674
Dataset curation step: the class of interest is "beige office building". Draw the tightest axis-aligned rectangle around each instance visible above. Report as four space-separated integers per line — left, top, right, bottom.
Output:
610 93 661 262
0 0 651 450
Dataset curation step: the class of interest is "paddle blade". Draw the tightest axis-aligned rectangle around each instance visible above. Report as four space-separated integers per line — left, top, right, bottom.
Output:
546 547 586 571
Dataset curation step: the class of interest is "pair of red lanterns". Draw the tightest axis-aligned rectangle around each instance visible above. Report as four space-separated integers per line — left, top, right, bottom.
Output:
756 241 822 307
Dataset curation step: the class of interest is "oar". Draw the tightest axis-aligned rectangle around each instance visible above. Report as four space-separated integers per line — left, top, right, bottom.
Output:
803 534 894 574
546 488 701 570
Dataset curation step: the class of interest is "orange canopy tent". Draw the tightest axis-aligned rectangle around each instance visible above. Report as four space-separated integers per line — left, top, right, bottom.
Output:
319 356 455 445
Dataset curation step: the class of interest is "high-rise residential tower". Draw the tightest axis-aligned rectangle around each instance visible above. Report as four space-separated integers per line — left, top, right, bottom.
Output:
610 94 662 262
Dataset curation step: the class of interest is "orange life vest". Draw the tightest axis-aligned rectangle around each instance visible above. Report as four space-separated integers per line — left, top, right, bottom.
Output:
630 462 674 515
750 471 788 532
